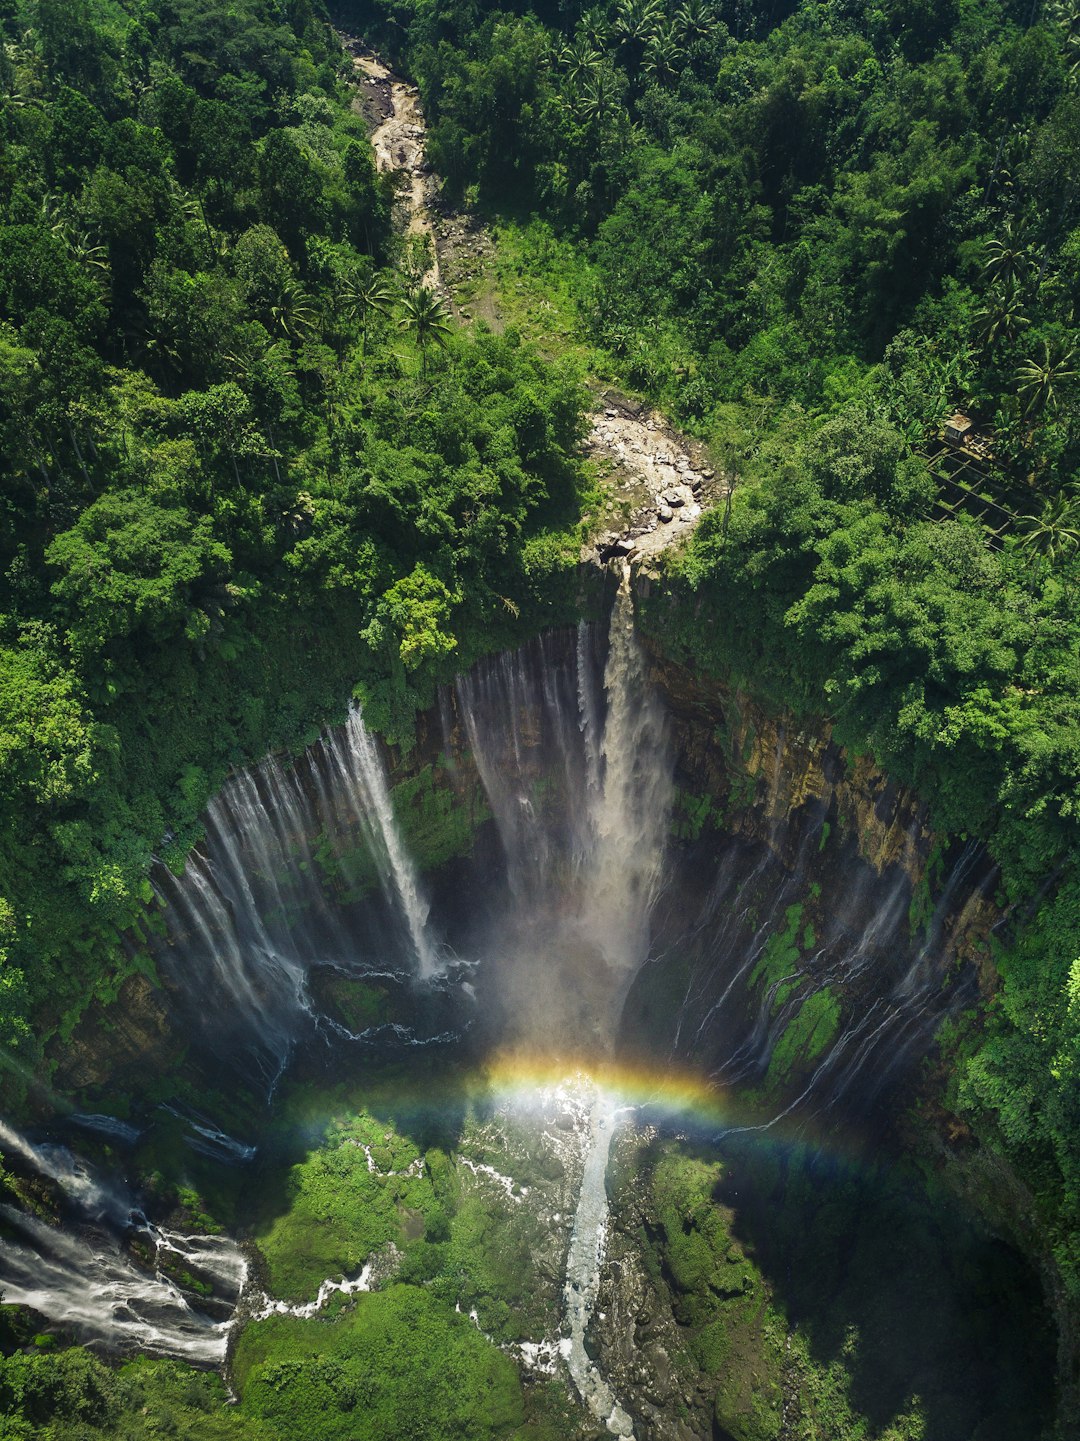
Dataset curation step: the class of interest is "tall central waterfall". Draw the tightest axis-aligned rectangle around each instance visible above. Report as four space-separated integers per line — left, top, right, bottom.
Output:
455 582 674 1057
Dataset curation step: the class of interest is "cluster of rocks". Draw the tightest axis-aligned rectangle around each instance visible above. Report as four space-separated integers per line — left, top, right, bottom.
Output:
432 213 494 304
586 406 720 567
588 1127 718 1441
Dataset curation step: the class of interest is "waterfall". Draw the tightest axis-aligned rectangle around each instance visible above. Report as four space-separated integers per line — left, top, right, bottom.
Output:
455 587 674 1054
328 706 439 980
153 701 442 1074
0 1119 128 1225
581 580 673 976
0 1208 240 1363
651 807 992 1124
455 628 595 903
0 1121 247 1360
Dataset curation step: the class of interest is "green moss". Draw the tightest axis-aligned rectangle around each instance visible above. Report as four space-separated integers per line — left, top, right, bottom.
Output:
391 763 490 873
649 1152 754 1324
0 1353 275 1440
641 1146 782 1441
671 787 716 842
255 1111 448 1301
233 1286 524 1441
317 978 392 1033
741 725 756 765
749 904 804 996
908 838 946 938
766 987 842 1087
313 827 381 903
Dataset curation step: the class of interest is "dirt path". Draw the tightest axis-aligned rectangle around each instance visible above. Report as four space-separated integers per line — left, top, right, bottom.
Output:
341 33 726 568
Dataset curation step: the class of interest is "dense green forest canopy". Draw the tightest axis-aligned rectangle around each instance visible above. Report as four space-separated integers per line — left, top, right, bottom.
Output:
340 0 1080 1293
0 0 587 1077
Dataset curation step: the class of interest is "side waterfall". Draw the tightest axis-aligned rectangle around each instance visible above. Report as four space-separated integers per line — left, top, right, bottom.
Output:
153 702 441 1076
330 707 439 980
646 794 992 1126
0 1120 246 1361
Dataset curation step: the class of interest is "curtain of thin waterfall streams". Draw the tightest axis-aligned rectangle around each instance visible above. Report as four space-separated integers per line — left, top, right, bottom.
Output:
0 1118 246 1362
0 587 1009 1434
151 703 443 1085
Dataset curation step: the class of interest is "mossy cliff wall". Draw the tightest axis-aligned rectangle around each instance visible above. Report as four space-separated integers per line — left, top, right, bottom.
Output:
639 640 1075 1435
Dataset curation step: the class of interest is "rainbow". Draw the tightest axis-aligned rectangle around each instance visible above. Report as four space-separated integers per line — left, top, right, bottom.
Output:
471 1050 737 1131
456 1049 875 1164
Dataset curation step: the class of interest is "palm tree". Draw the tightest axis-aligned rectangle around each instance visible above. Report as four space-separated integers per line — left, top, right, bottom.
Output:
337 269 396 353
982 221 1030 291
398 285 452 375
579 8 611 50
269 277 319 344
674 0 718 47
68 228 110 278
1048 0 1080 74
558 33 604 91
1016 339 1078 416
643 20 686 84
1017 492 1080 563
575 67 621 130
614 0 663 68
976 284 1030 348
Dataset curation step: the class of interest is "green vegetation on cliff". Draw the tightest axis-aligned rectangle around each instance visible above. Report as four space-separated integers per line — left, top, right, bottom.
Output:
628 1135 1053 1441
0 0 591 1076
233 1289 525 1441
0 1295 527 1441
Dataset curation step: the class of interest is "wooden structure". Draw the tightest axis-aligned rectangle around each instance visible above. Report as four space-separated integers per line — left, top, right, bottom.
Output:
944 412 973 446
915 414 1017 548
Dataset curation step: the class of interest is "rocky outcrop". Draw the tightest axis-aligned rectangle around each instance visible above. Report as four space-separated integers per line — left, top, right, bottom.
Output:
52 972 183 1094
583 400 724 570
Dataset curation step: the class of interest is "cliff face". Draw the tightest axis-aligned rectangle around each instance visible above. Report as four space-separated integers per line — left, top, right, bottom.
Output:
31 619 1070 1429
621 645 1001 1111
651 649 1001 967
51 627 1000 1109
52 972 184 1095
656 648 931 885
642 646 1080 1434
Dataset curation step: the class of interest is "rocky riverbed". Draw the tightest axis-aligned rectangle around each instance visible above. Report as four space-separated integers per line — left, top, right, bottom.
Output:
583 398 726 569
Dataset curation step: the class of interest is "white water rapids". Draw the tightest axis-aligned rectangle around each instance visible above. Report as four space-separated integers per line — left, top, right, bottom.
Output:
0 1120 247 1362
562 1091 636 1438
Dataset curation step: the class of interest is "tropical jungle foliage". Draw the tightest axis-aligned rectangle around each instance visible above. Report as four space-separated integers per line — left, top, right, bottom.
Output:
4 0 1080 1433
0 0 588 1075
